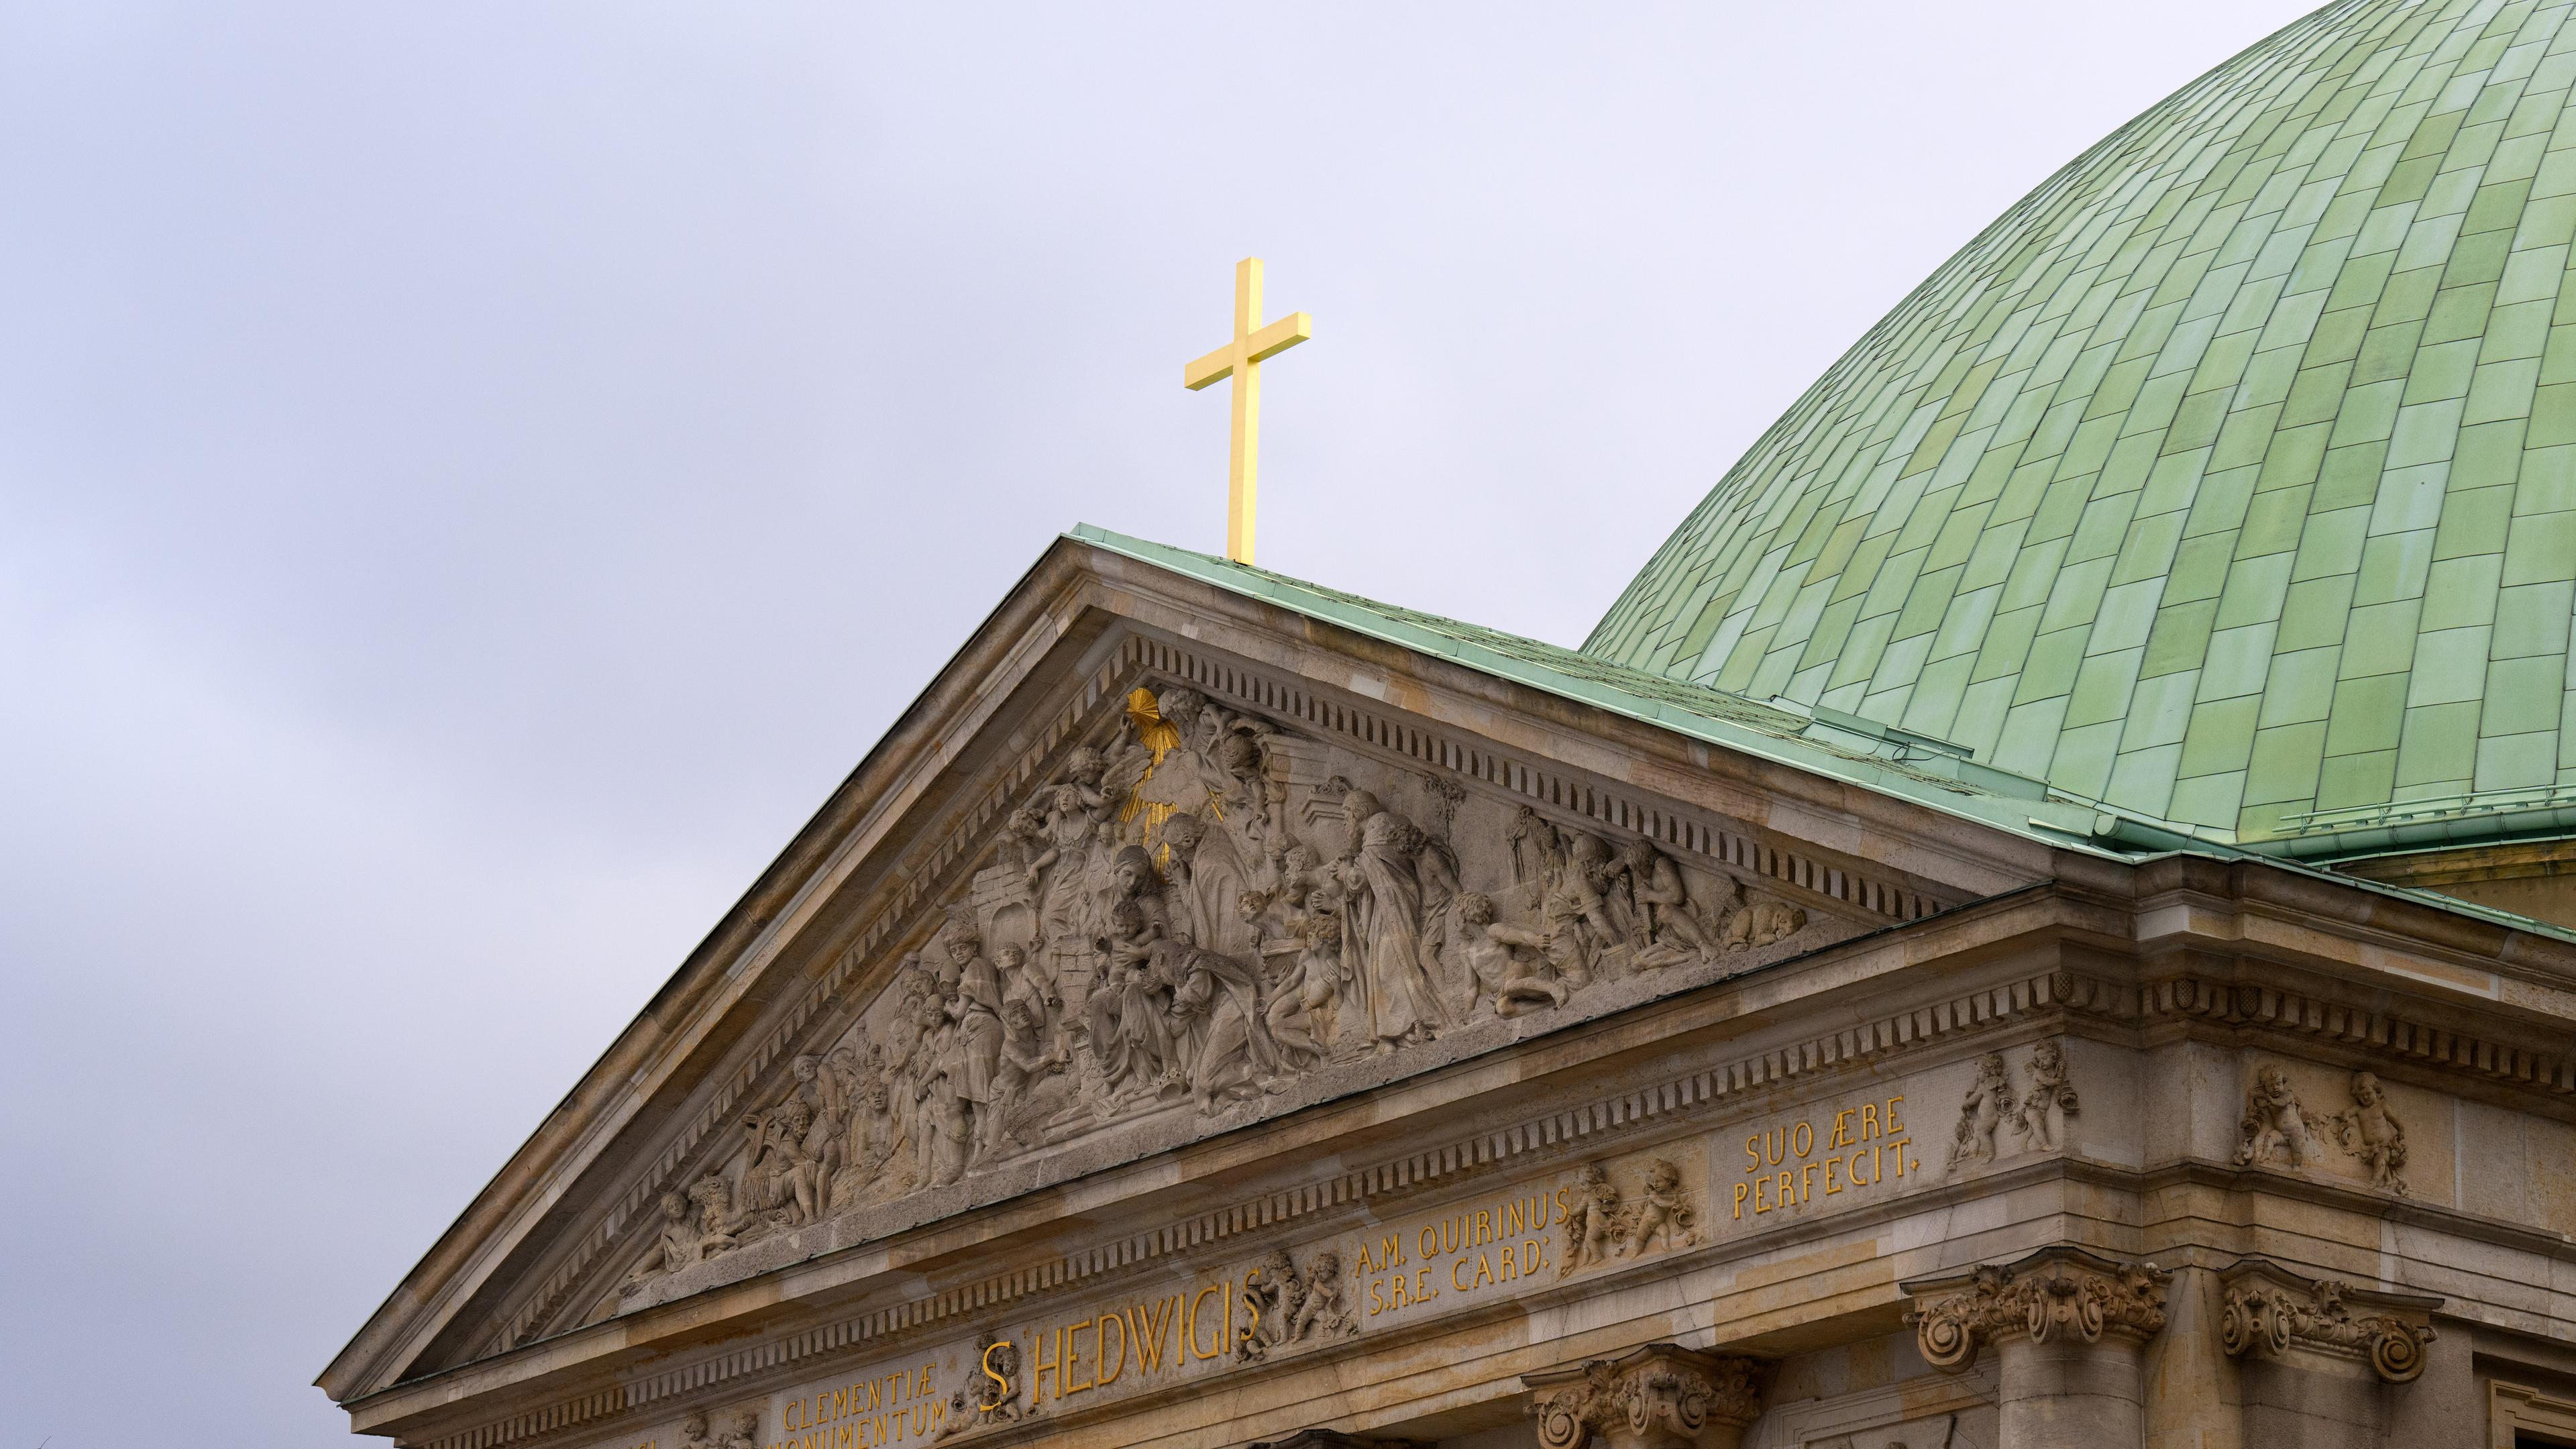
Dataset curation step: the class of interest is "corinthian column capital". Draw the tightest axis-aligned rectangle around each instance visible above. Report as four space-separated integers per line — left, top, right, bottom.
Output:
2217 1256 2441 1384
1522 1344 1764 1449
1902 1246 2172 1372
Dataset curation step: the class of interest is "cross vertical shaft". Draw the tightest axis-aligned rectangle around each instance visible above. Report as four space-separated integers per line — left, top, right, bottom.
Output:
1185 258 1311 567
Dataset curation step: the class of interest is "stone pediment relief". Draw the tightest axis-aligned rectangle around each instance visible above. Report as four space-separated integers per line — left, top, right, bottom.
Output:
504 631 1955 1352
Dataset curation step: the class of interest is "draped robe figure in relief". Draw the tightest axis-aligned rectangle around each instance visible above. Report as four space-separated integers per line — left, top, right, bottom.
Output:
1155 934 1281 1112
826 1044 902 1204
942 930 1009 1160
1086 845 1177 1103
1132 687 1228 822
1332 784 1450 1051
881 958 934 1180
1161 810 1257 963
739 1096 821 1226
908 983 974 1187
1024 775 1104 1000
1538 832 1626 989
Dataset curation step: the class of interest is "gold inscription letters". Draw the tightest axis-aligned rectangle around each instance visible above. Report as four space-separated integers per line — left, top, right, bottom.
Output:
1355 1187 1558 1320
1733 1095 1915 1222
1026 1272 1236 1408
771 1364 942 1449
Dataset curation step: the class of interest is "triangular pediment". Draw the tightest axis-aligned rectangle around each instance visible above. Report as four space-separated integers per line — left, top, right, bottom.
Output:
321 530 2060 1419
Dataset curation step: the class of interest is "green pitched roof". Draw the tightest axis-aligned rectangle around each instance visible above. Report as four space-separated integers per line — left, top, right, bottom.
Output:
1072 525 2576 942
1076 524 2186 855
1589 0 2576 861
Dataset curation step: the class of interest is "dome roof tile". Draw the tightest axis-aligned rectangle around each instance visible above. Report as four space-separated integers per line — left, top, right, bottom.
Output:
1588 0 2576 848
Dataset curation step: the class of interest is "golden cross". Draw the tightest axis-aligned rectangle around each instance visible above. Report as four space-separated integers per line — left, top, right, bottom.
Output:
1183 258 1311 566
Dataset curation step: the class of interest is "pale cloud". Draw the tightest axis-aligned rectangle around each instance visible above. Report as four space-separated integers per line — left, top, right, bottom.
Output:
0 2 2315 1440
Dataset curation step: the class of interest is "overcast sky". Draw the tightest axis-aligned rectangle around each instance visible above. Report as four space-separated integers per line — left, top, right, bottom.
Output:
0 2 2318 1442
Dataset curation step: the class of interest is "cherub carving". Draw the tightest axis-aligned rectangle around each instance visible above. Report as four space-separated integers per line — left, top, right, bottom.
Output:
1238 1247 1304 1361
935 1330 1022 1436
678 1409 713 1449
1945 1053 2017 1173
2330 1071 2407 1193
2235 1065 2326 1169
1263 907 1344 1063
1237 1246 1356 1362
2013 1040 2079 1151
1455 890 1566 1019
1560 1163 1623 1277
716 1407 761 1449
1289 1250 1356 1342
621 1189 701 1297
1621 1159 1701 1254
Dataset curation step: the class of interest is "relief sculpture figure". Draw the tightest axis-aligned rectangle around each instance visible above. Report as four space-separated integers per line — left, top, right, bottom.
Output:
740 1097 822 1226
1559 1163 1623 1277
2014 1040 2079 1152
2235 1065 2326 1170
1156 935 1281 1114
1332 783 1450 1052
1086 845 1177 1103
1263 906 1344 1064
1454 890 1565 1019
621 1190 701 1297
940 929 1009 1160
1621 1159 1701 1254
686 1175 754 1258
1615 837 1719 970
1161 810 1256 962
1945 1053 2017 1173
2330 1071 2407 1194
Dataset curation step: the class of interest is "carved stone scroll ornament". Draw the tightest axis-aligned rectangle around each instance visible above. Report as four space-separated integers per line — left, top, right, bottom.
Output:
2217 1258 2439 1383
1524 1344 1764 1449
1904 1248 2171 1373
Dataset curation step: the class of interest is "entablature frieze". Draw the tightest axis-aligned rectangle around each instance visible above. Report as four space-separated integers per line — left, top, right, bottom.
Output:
360 879 2576 1449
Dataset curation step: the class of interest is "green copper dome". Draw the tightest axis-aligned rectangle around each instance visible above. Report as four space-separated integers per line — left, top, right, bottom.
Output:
1589 0 2576 852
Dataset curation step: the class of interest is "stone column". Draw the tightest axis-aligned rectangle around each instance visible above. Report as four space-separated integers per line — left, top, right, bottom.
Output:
1521 1344 1765 1449
2216 1256 2441 1449
1903 1247 2172 1449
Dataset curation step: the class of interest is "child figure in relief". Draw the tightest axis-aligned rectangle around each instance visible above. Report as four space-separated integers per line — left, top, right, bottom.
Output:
1621 1158 1699 1254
